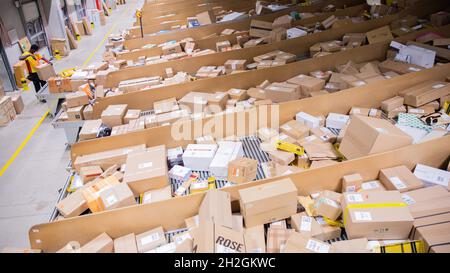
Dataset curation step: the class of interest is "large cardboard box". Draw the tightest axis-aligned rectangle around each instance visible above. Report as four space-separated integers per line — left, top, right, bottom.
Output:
340 115 412 160
114 233 138 253
79 233 113 253
36 63 56 81
73 144 146 171
330 238 370 253
199 189 233 228
123 145 168 195
136 226 166 253
415 222 450 253
227 157 258 184
265 83 300 102
81 176 120 212
402 185 450 219
101 104 127 128
378 165 423 192
341 191 414 240
239 178 297 227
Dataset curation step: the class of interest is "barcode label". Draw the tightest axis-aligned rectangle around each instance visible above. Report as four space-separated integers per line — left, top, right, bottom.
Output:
138 162 152 169
346 194 363 203
345 185 356 192
106 195 118 206
300 216 312 232
401 194 416 205
306 239 330 253
282 124 292 131
361 181 379 190
390 176 407 190
141 233 160 245
354 211 372 221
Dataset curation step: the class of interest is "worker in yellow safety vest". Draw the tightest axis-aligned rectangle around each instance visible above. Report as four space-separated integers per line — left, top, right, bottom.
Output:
19 44 52 98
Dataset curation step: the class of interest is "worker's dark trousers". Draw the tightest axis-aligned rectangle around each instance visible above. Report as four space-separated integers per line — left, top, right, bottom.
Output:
27 72 46 93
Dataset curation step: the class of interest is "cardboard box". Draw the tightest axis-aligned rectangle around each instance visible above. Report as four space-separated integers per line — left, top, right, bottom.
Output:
182 144 218 171
310 127 336 143
378 60 423 75
326 113 349 130
114 233 138 253
381 96 404 112
55 189 88 218
291 212 340 241
191 221 246 253
136 226 166 253
227 157 258 184
65 91 89 108
179 92 208 113
296 112 321 129
99 182 135 210
273 15 292 29
168 165 191 181
340 115 412 160
283 232 331 253
83 105 93 120
162 43 182 55
123 145 168 195
101 104 127 128
244 225 266 253
366 26 393 44
36 63 56 81
379 165 424 192
123 109 141 124
142 186 171 204
216 40 231 52
207 92 228 111
342 191 414 240
199 189 233 228
82 176 120 212
209 141 243 179
415 221 450 252
79 165 102 183
321 15 337 29
342 173 363 192
80 233 113 253
402 81 450 107
414 164 450 187
265 83 300 103
10 94 24 115
196 10 215 25
330 238 370 253
239 178 297 227
67 105 85 121
430 11 450 27
227 88 247 101
313 197 342 221
280 120 309 140
224 60 247 73
48 77 72 93
287 75 325 97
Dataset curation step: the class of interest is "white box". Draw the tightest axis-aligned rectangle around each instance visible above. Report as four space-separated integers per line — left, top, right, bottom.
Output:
296 112 320 129
287 28 307 39
209 141 244 179
399 45 436 69
413 164 450 187
168 165 192 181
182 144 218 171
326 113 350 130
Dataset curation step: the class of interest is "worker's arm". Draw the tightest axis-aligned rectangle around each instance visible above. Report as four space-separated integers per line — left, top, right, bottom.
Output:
41 57 52 65
19 54 32 61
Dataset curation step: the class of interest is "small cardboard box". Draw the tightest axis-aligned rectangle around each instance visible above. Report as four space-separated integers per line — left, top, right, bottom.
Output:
267 150 295 166
238 178 297 227
244 225 266 253
313 197 342 221
310 127 336 143
136 226 166 253
79 165 102 183
381 96 404 112
168 165 192 181
379 165 424 192
342 173 363 192
99 182 135 210
280 120 309 140
162 43 182 55
227 88 248 101
227 157 258 184
296 112 321 129
402 81 450 107
290 212 326 239
283 232 331 253
114 233 138 253
272 15 292 29
182 144 218 171
330 238 370 253
265 83 300 103
101 104 127 128
82 176 120 212
142 186 172 204
196 10 215 25
326 113 349 130
123 145 168 195
366 26 393 44
266 228 296 253
216 40 231 52
36 63 56 81
340 115 412 160
79 119 102 141
179 92 208 113
224 60 247 73
287 74 325 97
55 189 88 218
341 191 414 240
11 94 24 114
378 60 423 75
67 105 85 121
152 97 179 115
413 164 450 187
207 92 228 111
83 104 93 120
80 233 113 253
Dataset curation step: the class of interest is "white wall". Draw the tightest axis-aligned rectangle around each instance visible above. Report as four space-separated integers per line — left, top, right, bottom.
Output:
0 1 26 71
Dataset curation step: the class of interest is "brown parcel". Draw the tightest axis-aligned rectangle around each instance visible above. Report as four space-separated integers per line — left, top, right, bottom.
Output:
114 233 138 253
79 165 102 183
401 81 450 107
123 145 168 196
136 226 166 253
330 238 370 253
101 104 127 128
83 105 93 120
73 144 146 171
378 165 424 192
381 96 404 112
66 91 89 108
79 232 113 253
124 109 141 123
402 186 450 218
142 186 172 204
290 212 340 241
154 97 179 114
36 63 56 81
366 26 393 44
11 94 24 114
415 222 450 253
238 178 297 227
339 115 412 160
283 232 331 253
228 88 248 101
280 120 309 140
410 212 450 240
99 182 135 210
342 191 414 240
378 60 423 75
342 173 363 192
199 189 233 229
67 105 84 121
190 221 245 253
287 74 325 97
266 228 295 253
244 225 266 253
55 189 88 218
79 119 102 141
227 157 258 184
267 150 295 165
313 197 342 221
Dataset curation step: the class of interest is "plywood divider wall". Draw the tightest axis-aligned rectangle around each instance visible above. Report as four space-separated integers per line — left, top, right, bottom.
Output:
30 136 450 252
124 0 364 49
78 62 450 162
123 4 367 59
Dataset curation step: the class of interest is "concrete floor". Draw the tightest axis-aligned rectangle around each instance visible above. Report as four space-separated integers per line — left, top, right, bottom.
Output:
0 0 142 249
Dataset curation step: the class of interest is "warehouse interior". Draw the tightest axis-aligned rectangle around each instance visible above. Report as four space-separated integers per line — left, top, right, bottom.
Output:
0 0 449 254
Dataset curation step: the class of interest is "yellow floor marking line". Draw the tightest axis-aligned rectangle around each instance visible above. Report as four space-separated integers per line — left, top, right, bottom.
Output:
0 110 49 177
1 3 135 176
